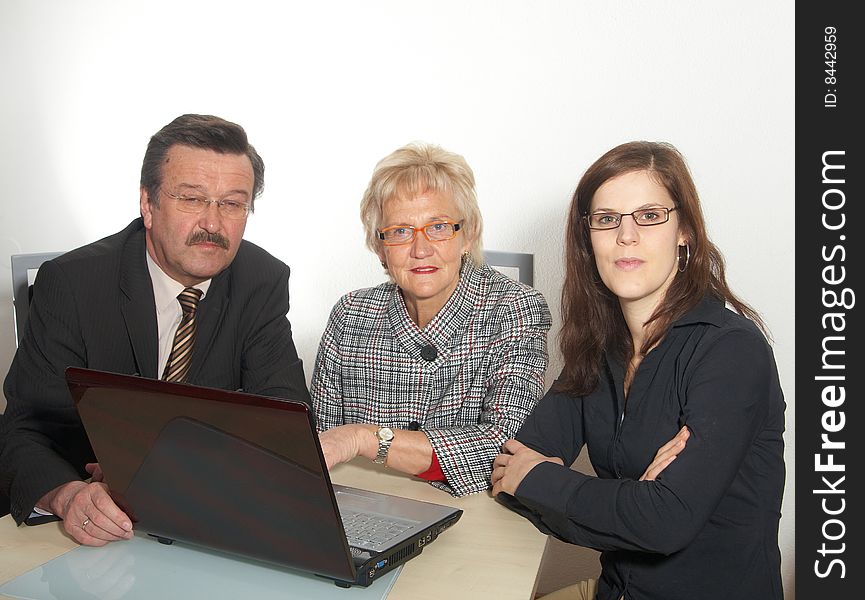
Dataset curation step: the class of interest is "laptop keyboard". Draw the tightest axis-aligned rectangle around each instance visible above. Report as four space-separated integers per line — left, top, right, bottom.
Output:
340 510 414 549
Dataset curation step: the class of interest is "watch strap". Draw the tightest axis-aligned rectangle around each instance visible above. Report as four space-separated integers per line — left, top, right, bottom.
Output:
373 427 393 464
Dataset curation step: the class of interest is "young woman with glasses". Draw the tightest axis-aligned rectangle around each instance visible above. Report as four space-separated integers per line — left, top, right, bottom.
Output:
310 142 552 497
492 141 785 599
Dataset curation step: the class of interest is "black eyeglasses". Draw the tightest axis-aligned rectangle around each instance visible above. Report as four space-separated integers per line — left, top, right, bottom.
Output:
584 207 677 230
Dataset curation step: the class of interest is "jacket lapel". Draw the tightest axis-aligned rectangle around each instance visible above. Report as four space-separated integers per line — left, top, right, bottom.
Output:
186 265 229 381
119 224 159 378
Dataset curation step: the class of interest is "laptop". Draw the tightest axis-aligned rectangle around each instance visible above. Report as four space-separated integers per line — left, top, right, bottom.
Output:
65 367 462 588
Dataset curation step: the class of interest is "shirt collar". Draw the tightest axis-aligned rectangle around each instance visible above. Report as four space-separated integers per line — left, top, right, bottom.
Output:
671 295 728 328
145 250 210 312
387 258 483 362
604 295 728 373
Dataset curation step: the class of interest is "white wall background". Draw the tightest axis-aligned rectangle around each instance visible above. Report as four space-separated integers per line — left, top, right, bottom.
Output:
0 1 795 596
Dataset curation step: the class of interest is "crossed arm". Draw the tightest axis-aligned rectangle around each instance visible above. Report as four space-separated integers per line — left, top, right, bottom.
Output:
491 426 690 496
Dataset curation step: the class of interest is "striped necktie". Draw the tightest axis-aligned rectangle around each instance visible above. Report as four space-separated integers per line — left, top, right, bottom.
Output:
162 287 203 382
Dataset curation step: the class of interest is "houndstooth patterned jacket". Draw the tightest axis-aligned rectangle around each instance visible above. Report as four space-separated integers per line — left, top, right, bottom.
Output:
311 260 551 496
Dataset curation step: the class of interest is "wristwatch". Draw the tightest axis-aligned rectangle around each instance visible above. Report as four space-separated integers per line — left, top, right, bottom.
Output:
373 426 395 465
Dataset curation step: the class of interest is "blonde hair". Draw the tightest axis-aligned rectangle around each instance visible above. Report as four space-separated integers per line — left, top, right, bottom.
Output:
359 142 484 263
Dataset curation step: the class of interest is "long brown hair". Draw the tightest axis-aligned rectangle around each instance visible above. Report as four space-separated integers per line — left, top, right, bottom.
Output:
556 141 767 396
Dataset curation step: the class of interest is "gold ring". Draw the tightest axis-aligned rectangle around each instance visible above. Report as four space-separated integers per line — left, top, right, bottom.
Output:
81 518 90 528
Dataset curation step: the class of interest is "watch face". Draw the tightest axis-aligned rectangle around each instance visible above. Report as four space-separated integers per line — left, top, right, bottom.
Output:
378 427 394 442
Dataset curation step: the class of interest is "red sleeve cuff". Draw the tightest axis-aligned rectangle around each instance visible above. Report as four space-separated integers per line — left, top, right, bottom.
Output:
415 450 446 481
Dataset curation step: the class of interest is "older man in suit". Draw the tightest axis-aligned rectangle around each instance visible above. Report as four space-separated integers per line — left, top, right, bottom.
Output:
0 114 309 545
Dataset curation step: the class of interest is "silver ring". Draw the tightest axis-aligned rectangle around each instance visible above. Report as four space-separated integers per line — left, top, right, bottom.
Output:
81 518 90 529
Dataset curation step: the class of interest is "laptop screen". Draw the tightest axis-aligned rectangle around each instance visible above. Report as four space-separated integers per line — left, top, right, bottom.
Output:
67 369 321 490
66 367 357 582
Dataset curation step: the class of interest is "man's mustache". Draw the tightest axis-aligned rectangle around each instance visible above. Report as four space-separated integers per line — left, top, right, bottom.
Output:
187 230 229 250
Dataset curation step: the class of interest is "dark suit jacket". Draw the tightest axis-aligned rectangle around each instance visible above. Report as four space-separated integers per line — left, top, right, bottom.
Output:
0 219 309 523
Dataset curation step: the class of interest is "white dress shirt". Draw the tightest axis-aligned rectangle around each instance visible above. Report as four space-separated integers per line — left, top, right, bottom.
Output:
145 251 210 378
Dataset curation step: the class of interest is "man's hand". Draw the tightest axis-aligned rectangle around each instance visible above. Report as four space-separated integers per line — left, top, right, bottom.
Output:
38 480 134 546
85 462 104 482
639 426 690 481
491 439 564 497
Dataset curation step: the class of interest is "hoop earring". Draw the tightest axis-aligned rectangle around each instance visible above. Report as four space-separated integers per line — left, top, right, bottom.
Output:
677 243 690 272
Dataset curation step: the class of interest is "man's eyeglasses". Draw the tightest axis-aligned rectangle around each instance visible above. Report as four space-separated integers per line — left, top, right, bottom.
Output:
377 221 462 246
163 191 252 220
585 207 677 231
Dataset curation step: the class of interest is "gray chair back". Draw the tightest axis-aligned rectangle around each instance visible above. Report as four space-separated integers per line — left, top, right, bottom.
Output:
483 251 534 286
11 252 64 346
